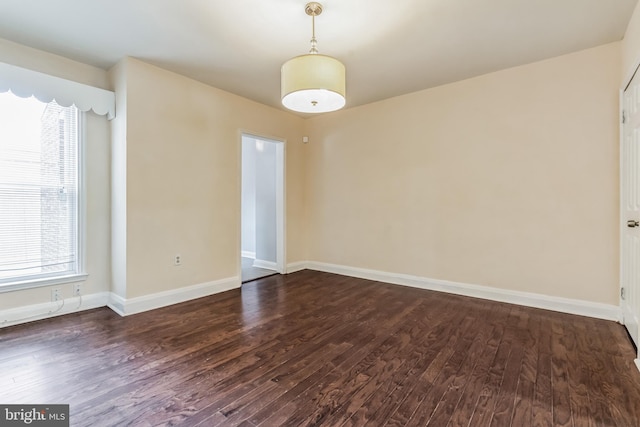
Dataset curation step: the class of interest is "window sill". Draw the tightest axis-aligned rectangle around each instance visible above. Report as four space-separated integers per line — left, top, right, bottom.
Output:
0 273 89 293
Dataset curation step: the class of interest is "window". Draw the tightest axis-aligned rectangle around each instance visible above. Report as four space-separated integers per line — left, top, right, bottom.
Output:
0 92 84 290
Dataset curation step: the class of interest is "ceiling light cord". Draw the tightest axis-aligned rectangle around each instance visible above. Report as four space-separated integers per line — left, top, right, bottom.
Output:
309 11 318 54
305 2 322 54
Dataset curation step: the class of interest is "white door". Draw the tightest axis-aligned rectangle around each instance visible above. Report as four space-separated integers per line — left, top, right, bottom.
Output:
621 70 640 350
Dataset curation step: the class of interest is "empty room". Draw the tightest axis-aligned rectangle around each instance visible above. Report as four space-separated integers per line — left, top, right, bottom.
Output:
1 1 640 426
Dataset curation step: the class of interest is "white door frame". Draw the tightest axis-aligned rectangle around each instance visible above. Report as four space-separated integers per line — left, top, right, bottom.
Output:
239 131 286 277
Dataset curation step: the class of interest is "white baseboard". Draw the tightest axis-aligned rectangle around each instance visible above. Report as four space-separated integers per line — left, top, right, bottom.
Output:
241 251 256 259
253 259 277 271
1 277 242 326
107 276 240 317
303 261 622 322
0 263 622 328
0 292 110 328
286 261 307 274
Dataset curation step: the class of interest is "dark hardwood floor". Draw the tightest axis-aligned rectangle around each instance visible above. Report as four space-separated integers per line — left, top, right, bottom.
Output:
1 270 639 426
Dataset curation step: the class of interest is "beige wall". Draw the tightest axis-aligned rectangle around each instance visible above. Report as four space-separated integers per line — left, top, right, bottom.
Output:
305 43 621 305
114 58 306 298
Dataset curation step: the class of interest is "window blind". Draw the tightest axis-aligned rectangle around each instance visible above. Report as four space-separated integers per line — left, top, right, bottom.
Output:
0 93 79 284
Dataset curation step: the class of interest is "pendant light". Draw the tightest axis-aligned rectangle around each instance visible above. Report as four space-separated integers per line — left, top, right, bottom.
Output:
281 2 346 113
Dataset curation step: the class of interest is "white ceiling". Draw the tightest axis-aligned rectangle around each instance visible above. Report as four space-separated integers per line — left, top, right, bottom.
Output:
0 0 636 113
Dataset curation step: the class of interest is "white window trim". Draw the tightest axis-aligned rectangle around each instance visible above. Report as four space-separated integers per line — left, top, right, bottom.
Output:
0 109 88 293
0 273 89 293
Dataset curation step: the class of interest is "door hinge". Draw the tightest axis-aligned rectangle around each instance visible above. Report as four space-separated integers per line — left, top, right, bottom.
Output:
623 110 627 124
621 287 626 300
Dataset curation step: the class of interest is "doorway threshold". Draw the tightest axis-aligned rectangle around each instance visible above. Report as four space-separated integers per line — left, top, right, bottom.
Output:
241 257 278 283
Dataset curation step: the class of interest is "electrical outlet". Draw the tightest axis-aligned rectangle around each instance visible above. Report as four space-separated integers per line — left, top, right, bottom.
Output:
174 254 182 266
73 283 82 296
51 288 62 302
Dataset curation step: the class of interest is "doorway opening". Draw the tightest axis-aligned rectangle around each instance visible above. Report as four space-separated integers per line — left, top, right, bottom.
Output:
240 133 285 283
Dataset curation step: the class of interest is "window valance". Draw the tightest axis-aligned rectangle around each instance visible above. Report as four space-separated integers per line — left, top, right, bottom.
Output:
0 61 115 120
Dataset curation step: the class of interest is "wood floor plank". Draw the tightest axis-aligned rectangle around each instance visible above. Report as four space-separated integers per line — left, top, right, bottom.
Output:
444 303 510 426
402 315 481 426
325 299 455 426
76 280 393 424
424 323 497 426
1 271 639 427
259 299 427 426
531 312 554 427
550 316 574 427
383 314 469 427
565 316 598 427
509 309 538 426
487 334 525 425
466 306 520 426
340 297 465 426
241 296 427 426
